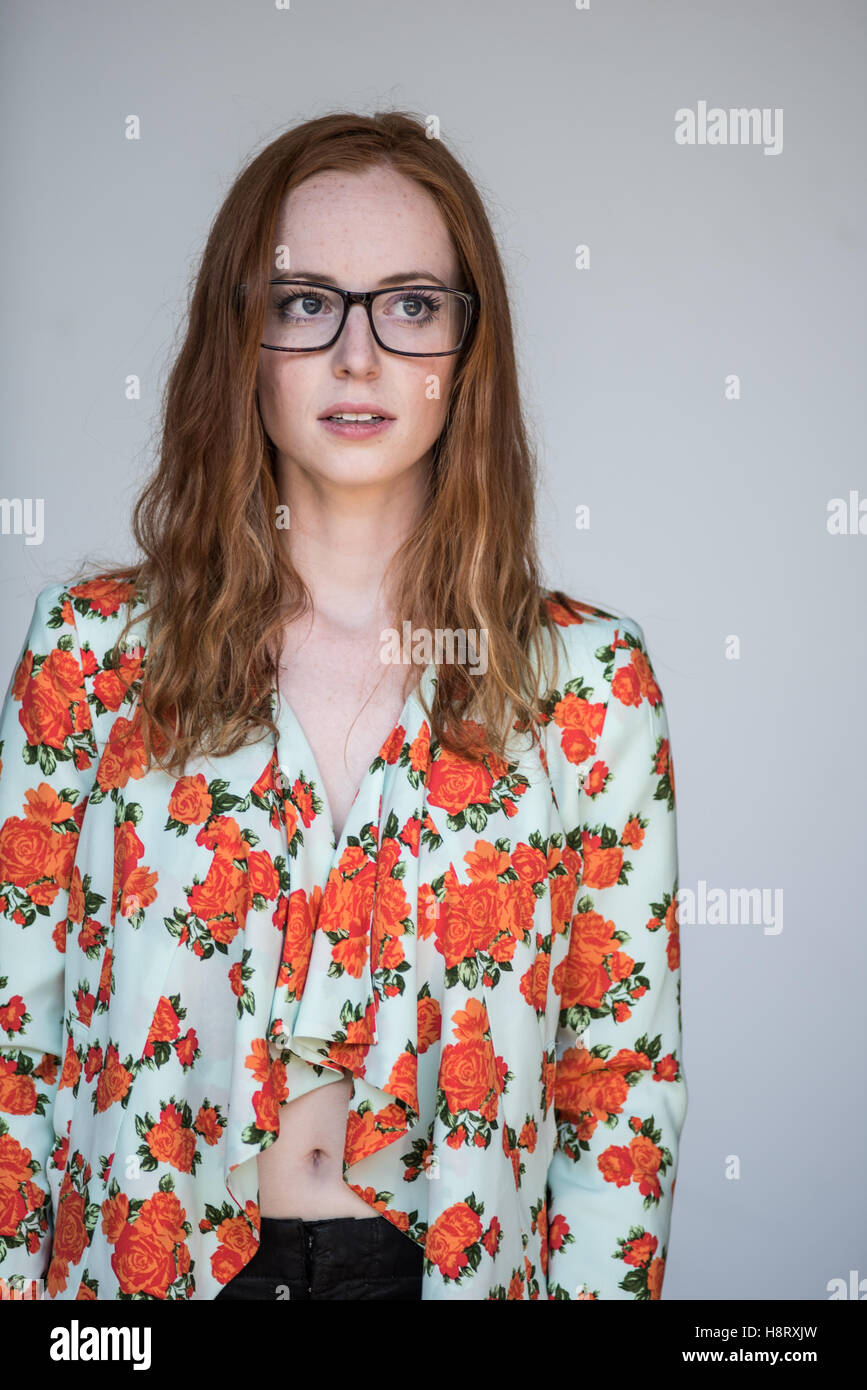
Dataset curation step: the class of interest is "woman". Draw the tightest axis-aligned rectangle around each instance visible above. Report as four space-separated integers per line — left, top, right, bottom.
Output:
0 111 687 1301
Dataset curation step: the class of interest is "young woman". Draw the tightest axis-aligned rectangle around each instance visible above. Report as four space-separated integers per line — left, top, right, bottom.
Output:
0 111 687 1301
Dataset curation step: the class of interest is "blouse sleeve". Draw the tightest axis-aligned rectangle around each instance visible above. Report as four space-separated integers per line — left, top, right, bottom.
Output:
544 611 688 1299
0 582 97 1286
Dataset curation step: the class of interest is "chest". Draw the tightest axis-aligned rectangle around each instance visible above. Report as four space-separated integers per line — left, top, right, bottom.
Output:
277 626 413 842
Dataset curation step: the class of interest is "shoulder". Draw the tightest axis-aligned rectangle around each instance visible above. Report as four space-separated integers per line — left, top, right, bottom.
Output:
540 587 658 703
65 571 149 642
14 574 151 747
537 587 672 791
24 571 150 654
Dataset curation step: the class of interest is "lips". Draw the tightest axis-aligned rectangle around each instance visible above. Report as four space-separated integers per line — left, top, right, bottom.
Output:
317 403 395 419
319 415 395 437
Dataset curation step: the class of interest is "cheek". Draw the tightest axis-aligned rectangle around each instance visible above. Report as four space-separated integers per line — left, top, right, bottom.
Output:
256 365 304 436
255 362 277 414
256 387 280 443
412 362 455 415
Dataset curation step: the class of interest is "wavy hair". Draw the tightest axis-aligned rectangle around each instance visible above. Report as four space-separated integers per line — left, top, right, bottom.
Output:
71 109 576 776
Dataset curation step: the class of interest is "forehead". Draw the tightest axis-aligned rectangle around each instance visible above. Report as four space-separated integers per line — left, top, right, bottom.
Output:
272 166 459 280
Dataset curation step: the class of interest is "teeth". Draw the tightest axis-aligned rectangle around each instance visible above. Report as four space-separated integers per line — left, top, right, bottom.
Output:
327 413 384 421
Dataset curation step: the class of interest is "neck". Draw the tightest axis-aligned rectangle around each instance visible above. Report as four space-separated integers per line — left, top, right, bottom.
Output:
274 450 431 634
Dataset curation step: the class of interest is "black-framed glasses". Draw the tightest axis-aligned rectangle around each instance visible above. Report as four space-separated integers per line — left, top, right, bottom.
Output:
259 279 479 357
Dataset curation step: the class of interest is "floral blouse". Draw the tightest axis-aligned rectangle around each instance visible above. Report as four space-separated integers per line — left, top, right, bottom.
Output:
0 577 687 1301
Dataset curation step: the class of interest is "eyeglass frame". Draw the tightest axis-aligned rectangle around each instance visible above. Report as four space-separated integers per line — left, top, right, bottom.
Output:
258 278 480 357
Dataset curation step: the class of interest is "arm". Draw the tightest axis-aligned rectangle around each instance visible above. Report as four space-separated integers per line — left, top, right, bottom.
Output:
0 583 96 1286
545 614 687 1299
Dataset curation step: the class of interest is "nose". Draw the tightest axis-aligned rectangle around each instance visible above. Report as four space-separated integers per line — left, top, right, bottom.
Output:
331 301 381 365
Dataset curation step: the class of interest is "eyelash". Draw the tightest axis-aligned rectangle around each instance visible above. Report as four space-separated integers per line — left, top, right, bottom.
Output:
275 285 442 312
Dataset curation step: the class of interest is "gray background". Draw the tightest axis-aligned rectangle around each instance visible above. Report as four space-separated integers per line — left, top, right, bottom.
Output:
1 0 865 1300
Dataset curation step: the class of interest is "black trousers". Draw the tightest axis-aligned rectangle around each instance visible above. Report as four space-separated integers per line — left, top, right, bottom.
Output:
214 1215 425 1301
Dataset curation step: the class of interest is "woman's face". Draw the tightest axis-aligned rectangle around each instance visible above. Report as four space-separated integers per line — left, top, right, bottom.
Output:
256 164 463 490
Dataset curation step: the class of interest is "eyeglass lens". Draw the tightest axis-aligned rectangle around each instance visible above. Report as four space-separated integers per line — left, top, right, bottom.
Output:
263 283 468 353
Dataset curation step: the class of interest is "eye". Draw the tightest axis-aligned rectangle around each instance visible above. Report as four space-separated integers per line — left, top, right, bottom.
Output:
386 291 442 322
272 285 335 320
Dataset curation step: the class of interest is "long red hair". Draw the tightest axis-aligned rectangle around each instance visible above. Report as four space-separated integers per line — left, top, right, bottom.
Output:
69 109 577 776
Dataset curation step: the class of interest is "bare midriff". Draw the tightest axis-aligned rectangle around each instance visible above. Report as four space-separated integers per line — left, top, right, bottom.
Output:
258 635 414 1219
257 1075 377 1217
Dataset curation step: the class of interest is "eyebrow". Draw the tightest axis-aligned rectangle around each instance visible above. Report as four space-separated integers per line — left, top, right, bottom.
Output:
274 269 448 287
